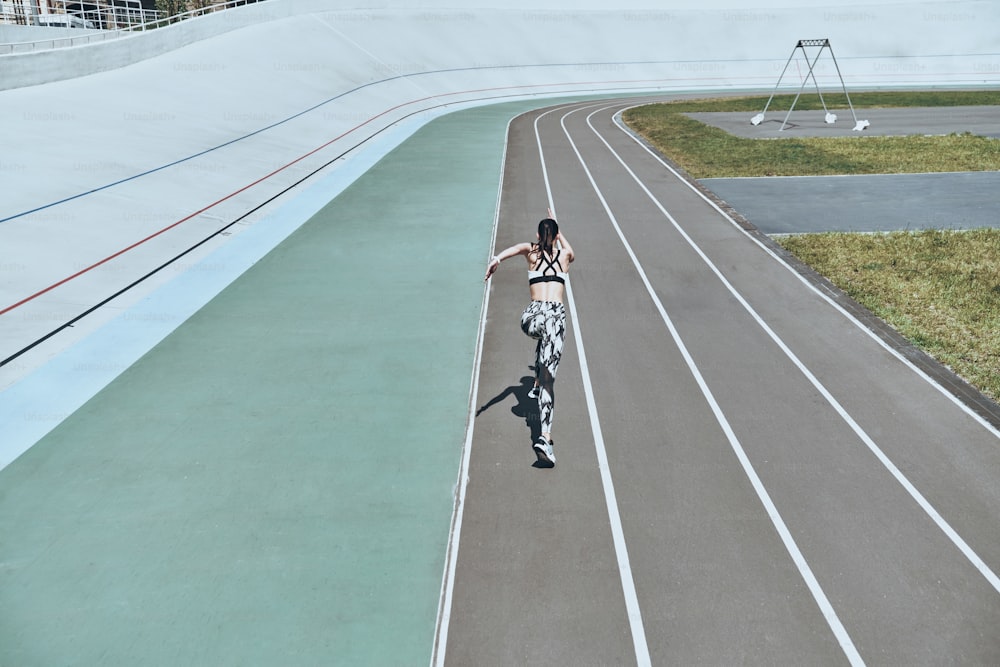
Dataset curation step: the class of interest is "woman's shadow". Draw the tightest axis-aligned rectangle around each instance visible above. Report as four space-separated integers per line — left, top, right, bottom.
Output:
476 372 541 447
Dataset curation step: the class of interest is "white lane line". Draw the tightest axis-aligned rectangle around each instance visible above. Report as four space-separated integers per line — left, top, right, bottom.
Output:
613 104 1000 443
535 106 652 667
430 114 516 667
591 104 1000 595
557 103 865 666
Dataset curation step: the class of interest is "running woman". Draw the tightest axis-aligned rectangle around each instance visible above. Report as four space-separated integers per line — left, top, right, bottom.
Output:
484 210 574 466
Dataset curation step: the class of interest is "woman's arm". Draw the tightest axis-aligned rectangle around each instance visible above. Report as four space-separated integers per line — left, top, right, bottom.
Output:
556 231 574 264
485 242 532 281
548 208 574 264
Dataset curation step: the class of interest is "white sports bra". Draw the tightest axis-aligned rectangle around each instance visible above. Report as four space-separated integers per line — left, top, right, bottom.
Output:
528 248 567 285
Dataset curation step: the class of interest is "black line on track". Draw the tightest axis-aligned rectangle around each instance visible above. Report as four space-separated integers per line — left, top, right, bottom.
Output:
0 102 436 368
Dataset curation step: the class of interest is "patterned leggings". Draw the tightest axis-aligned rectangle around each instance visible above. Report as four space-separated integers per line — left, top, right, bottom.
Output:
520 300 566 435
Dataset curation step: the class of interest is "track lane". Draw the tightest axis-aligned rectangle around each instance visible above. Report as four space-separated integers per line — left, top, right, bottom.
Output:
446 99 854 664
568 101 1000 661
549 102 858 664
445 97 1000 664
443 107 636 666
542 107 652 665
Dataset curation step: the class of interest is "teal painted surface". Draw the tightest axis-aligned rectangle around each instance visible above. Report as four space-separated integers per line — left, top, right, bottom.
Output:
0 100 546 666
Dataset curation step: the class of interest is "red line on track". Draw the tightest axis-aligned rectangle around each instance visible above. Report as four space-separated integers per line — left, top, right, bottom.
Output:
0 93 420 317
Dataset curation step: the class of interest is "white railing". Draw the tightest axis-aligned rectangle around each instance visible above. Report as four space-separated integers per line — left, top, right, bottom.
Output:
0 0 270 56
2 0 156 29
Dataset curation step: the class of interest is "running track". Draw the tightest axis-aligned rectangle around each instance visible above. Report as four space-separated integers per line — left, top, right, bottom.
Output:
437 99 1000 664
4 94 1000 665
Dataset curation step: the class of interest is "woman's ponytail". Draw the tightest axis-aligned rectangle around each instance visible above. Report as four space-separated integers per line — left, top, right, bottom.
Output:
537 218 559 257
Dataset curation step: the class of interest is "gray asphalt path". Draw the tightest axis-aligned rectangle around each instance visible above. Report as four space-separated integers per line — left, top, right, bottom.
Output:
694 105 1000 234
443 99 1000 664
702 171 1000 234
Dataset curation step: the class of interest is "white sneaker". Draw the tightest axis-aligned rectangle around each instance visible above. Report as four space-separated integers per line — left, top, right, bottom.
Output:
533 437 555 467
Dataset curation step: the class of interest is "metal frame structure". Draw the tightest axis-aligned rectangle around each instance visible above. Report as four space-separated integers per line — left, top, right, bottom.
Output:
751 39 870 132
2 0 158 28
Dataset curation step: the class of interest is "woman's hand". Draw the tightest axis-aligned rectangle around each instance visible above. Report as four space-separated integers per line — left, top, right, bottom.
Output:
484 256 500 281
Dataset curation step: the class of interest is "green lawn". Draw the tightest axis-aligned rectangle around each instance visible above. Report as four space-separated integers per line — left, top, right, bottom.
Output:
778 229 1000 400
622 91 1000 178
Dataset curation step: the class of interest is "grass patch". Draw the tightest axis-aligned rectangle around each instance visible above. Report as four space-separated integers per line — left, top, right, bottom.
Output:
621 91 1000 178
776 229 1000 400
